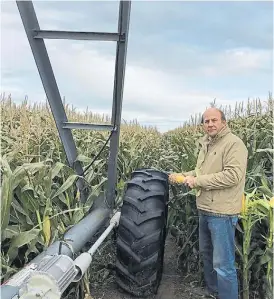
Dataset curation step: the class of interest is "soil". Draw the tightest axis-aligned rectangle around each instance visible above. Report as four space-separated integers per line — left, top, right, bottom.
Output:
90 234 205 299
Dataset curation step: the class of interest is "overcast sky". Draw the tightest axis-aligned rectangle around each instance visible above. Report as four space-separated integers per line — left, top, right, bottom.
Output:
1 0 273 131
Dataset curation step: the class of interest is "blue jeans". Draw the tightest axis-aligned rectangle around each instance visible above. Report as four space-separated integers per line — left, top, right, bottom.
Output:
199 213 239 299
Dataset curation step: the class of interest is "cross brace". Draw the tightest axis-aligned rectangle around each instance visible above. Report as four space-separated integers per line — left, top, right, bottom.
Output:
16 1 131 207
33 30 123 41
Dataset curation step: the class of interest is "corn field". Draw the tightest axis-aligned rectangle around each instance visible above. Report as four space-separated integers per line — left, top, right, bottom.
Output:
1 94 273 299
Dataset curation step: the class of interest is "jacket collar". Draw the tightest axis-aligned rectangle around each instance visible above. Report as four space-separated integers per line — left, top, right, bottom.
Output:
198 125 231 145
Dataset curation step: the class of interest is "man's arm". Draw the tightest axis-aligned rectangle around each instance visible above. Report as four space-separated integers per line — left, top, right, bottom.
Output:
194 140 248 190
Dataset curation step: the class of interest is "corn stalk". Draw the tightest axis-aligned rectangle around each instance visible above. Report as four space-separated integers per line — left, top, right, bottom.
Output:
1 93 273 297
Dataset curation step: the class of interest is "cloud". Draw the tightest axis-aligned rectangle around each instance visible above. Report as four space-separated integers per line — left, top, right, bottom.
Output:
1 0 273 132
198 48 272 76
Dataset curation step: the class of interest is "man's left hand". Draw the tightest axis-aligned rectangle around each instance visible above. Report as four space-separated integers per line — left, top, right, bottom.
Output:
184 176 196 188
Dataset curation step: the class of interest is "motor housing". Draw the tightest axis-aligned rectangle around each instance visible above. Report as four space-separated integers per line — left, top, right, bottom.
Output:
4 255 77 299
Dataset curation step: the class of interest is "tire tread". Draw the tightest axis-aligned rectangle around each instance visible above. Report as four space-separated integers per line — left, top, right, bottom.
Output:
115 169 169 297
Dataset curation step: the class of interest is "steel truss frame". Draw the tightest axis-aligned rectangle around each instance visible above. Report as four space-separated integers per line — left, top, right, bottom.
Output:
0 3 131 298
16 0 131 207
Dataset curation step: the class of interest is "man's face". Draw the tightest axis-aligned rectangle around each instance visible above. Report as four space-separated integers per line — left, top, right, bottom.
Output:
202 109 226 137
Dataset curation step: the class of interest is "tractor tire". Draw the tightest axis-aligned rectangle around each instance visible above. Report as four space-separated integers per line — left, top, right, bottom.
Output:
115 168 169 297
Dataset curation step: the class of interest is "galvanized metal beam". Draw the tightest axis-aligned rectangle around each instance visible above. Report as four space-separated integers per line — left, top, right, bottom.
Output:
0 206 111 299
33 30 122 41
32 207 111 263
3 1 132 296
1 286 19 299
16 0 132 207
63 122 115 131
16 1 86 200
106 1 131 208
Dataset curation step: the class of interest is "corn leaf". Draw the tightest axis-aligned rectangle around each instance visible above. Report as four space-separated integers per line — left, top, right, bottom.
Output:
7 229 40 262
51 174 79 199
42 215 51 246
1 158 13 235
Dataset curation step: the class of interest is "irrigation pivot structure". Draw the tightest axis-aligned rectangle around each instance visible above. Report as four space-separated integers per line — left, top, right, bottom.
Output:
1 1 170 298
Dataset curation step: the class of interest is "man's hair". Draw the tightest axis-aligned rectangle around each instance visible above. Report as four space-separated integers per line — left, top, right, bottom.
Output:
201 108 226 124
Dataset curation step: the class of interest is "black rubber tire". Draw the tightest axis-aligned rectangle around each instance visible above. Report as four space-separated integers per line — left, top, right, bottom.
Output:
115 168 169 297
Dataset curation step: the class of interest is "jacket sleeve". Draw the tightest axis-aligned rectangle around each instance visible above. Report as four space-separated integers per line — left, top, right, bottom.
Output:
194 140 248 190
182 170 196 177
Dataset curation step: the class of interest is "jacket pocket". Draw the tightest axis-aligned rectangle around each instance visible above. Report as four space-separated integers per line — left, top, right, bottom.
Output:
203 189 213 205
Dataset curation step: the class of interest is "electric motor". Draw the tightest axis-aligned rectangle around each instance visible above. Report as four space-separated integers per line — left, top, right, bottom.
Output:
4 255 77 299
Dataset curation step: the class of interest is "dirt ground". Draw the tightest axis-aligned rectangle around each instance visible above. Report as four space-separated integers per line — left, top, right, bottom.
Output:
90 234 205 299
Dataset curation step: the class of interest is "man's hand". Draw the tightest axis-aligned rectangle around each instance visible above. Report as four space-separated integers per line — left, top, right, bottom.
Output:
184 176 196 188
168 173 185 184
168 173 196 188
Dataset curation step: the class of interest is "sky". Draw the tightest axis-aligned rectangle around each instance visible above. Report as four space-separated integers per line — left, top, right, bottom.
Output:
1 0 273 132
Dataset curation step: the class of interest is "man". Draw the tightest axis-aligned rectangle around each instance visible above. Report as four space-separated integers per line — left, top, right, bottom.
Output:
169 108 248 299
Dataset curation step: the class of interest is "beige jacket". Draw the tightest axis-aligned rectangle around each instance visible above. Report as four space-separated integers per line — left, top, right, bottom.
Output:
183 125 248 215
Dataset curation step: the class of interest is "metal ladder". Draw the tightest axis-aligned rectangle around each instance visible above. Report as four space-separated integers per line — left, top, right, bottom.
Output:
16 1 131 207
